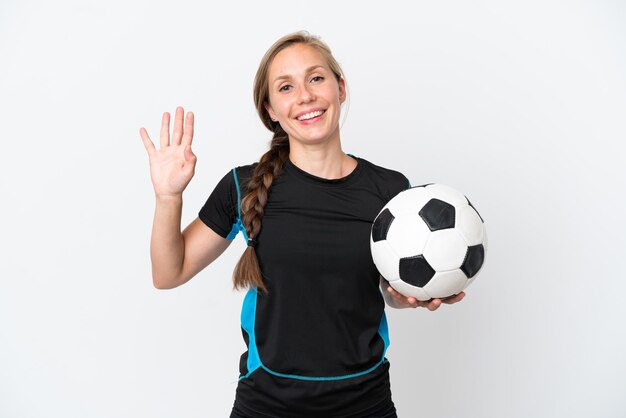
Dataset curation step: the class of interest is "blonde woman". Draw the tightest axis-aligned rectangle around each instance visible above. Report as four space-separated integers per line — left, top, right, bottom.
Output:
140 32 464 418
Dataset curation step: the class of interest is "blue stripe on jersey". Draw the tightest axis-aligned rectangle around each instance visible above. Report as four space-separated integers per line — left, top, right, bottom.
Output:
233 167 243 220
378 310 390 356
226 167 250 242
259 358 389 382
240 288 261 378
226 221 241 240
239 286 390 381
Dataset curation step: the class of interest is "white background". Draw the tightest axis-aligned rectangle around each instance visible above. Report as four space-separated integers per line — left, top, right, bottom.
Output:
1 0 625 417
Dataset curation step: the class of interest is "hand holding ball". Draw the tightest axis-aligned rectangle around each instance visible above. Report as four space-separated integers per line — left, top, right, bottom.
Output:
371 184 487 302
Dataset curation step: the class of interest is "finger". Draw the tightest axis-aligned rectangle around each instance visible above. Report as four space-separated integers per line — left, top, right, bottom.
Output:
160 112 171 149
183 144 195 162
415 299 431 308
427 299 442 311
172 106 185 145
387 286 405 301
182 111 194 146
386 286 404 303
388 286 420 308
139 128 156 156
442 292 465 304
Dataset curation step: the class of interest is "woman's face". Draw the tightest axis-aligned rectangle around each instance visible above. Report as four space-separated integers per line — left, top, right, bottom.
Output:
264 43 346 148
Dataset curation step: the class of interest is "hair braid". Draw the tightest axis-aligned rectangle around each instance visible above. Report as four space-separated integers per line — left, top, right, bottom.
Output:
232 128 289 292
232 31 345 292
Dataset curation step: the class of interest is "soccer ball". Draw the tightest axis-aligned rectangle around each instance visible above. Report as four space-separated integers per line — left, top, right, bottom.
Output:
371 184 487 301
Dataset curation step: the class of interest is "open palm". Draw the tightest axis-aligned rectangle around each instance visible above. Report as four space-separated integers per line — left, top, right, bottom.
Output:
140 106 197 198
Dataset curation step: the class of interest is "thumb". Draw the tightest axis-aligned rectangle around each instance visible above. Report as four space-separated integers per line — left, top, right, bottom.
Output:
183 144 195 162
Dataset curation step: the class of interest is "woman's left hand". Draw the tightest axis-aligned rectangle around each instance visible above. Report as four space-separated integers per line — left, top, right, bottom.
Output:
380 277 465 310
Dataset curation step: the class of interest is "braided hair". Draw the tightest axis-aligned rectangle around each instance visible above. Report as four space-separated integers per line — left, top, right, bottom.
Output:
232 31 346 292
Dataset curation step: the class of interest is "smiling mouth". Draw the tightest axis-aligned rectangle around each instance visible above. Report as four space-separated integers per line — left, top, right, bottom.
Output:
296 110 325 121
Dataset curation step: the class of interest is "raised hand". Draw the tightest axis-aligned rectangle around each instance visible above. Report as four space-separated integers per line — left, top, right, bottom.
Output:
140 106 197 198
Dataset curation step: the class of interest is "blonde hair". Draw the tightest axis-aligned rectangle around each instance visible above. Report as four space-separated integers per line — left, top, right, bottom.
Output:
232 31 346 292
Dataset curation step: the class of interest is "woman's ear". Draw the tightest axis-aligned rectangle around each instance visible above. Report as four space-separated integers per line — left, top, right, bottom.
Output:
338 78 347 103
264 102 278 122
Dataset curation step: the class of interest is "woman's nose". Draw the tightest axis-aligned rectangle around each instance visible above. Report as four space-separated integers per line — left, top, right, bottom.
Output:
297 84 315 104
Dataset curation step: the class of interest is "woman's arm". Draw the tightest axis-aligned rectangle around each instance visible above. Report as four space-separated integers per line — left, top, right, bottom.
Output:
141 107 231 289
150 207 231 289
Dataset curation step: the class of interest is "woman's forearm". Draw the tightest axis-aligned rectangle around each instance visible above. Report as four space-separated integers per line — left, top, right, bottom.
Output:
150 194 185 289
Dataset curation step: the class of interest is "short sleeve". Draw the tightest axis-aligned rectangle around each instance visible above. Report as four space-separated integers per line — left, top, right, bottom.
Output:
198 170 239 239
388 171 412 201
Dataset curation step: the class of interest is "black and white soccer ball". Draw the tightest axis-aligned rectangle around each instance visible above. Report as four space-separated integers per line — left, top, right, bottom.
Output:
371 184 487 301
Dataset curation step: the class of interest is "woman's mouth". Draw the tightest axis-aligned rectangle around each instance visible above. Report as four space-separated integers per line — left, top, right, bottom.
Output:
296 110 325 121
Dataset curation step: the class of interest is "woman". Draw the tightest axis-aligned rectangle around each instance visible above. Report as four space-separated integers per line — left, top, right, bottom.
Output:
140 31 464 418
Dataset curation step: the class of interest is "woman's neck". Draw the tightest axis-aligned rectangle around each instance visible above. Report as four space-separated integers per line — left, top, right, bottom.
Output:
288 142 356 180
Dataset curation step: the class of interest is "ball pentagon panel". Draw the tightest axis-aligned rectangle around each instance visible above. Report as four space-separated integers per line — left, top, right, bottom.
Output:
399 255 436 287
425 183 468 208
372 208 395 242
461 244 485 278
419 198 456 231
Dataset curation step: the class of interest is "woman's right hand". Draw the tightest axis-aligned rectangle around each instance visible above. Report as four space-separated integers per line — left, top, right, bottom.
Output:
140 106 197 198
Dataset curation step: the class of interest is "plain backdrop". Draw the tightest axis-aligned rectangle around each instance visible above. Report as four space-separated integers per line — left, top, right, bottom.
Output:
1 0 625 417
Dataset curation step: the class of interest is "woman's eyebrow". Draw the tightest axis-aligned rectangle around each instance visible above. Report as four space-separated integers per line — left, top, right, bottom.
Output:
272 65 325 84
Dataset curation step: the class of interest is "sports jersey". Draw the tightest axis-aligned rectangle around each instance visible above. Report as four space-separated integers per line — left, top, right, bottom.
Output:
199 155 410 417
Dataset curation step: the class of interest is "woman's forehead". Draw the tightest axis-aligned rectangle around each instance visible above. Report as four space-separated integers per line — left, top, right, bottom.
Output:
268 44 330 82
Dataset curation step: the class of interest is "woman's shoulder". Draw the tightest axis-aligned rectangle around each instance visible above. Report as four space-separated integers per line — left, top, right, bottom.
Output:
355 156 410 187
231 163 257 181
212 162 257 185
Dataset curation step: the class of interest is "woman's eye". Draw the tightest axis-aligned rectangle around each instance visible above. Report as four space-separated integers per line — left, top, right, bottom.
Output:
279 85 292 92
311 76 324 83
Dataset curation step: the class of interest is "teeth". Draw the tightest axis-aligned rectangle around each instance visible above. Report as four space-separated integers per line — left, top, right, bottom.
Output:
297 110 324 121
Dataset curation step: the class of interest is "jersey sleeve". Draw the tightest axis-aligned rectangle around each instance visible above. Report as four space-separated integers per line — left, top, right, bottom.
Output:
389 170 412 200
198 170 239 239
